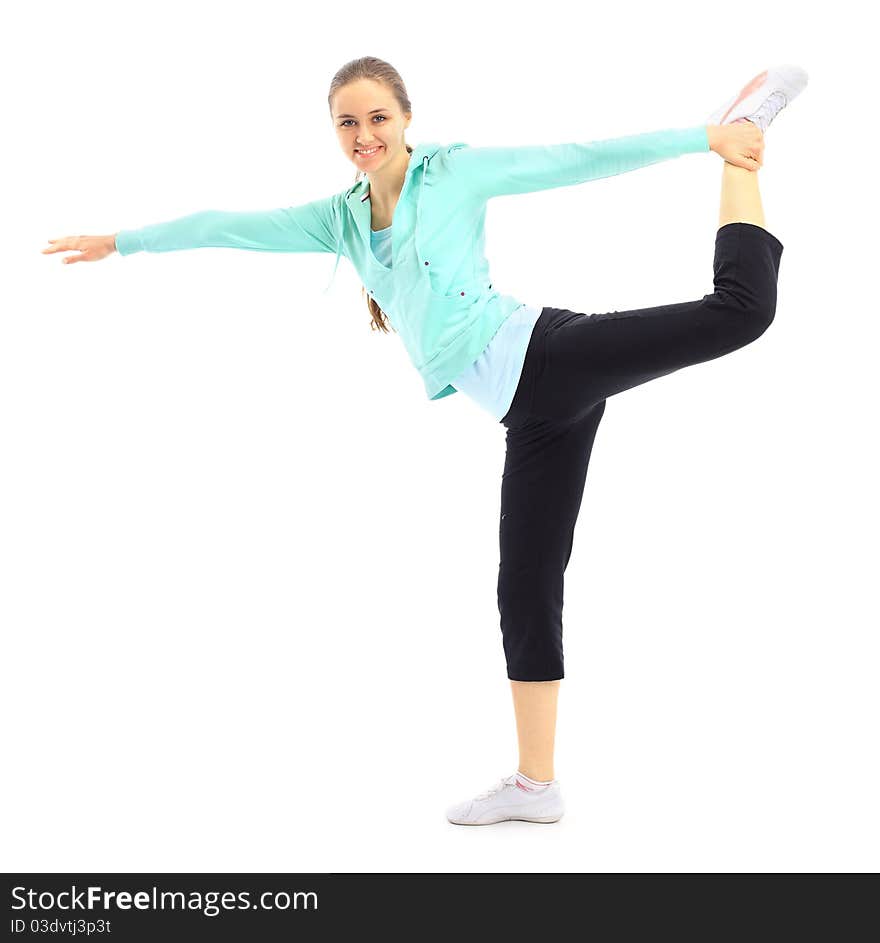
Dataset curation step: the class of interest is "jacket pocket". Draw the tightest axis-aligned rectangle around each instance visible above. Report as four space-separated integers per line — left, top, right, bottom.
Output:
415 285 487 369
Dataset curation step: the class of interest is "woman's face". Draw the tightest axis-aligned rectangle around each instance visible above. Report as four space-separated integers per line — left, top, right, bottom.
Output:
332 78 411 174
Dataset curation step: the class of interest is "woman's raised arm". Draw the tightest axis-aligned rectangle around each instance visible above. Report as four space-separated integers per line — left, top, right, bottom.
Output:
444 125 718 203
41 193 342 264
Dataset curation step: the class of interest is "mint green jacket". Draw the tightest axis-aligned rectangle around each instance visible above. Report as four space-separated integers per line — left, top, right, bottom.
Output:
115 125 710 400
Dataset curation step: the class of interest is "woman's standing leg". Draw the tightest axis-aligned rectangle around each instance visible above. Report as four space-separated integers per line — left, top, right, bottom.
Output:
446 403 605 825
501 402 605 786
511 681 559 782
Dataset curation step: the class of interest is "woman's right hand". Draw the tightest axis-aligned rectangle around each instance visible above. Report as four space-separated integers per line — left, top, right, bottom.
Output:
41 234 118 264
706 123 765 171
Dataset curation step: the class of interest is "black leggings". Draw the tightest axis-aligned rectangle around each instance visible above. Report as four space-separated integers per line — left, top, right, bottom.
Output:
498 222 784 681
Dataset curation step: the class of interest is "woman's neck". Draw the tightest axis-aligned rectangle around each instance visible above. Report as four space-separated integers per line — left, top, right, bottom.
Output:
366 148 411 217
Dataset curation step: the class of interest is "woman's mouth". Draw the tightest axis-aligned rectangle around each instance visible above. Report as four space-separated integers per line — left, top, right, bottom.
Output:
355 145 383 159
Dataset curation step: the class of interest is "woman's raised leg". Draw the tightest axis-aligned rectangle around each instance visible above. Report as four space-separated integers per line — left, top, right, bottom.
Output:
531 161 783 425
719 153 766 229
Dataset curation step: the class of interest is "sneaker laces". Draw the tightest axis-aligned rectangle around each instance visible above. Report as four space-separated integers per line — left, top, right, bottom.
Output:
475 774 517 801
748 89 788 132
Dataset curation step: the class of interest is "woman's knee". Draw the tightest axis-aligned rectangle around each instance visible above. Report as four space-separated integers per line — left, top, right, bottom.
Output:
706 289 777 349
745 298 777 343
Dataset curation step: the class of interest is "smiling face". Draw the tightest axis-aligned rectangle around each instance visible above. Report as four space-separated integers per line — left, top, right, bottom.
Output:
332 78 412 173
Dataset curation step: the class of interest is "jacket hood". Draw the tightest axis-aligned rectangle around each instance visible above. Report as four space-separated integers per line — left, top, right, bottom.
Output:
324 142 445 293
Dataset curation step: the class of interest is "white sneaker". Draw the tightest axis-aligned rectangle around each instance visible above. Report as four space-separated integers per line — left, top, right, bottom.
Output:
446 773 565 826
707 64 809 132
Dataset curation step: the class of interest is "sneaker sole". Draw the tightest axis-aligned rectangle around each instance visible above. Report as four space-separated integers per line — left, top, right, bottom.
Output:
447 813 564 825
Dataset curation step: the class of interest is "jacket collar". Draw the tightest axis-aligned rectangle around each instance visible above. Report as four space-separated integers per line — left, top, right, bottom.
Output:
324 143 443 293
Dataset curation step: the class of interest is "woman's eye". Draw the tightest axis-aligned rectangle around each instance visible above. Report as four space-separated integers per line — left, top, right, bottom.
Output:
340 115 387 127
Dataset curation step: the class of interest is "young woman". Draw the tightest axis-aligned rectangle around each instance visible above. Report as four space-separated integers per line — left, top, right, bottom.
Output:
42 57 808 827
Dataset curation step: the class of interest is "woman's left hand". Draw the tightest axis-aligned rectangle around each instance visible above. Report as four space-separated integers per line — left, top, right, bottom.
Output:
707 123 765 171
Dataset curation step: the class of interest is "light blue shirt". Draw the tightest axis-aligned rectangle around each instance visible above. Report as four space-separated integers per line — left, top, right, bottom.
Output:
371 224 542 422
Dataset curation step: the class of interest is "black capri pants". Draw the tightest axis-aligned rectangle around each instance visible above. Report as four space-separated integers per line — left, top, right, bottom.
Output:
497 222 784 682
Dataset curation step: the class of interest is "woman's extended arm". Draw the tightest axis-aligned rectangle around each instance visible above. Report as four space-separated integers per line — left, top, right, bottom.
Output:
42 193 342 264
115 194 341 255
443 123 759 203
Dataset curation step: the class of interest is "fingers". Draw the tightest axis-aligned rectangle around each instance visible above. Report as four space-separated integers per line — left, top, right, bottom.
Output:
41 236 87 262
728 155 760 172
733 122 764 169
752 130 765 168
751 143 765 170
41 236 78 255
718 123 764 171
742 131 764 170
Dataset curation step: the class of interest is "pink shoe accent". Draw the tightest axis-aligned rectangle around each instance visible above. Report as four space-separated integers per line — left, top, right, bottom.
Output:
719 69 768 124
515 778 534 792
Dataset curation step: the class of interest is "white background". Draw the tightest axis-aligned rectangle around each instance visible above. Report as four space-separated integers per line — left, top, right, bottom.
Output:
3 0 877 873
